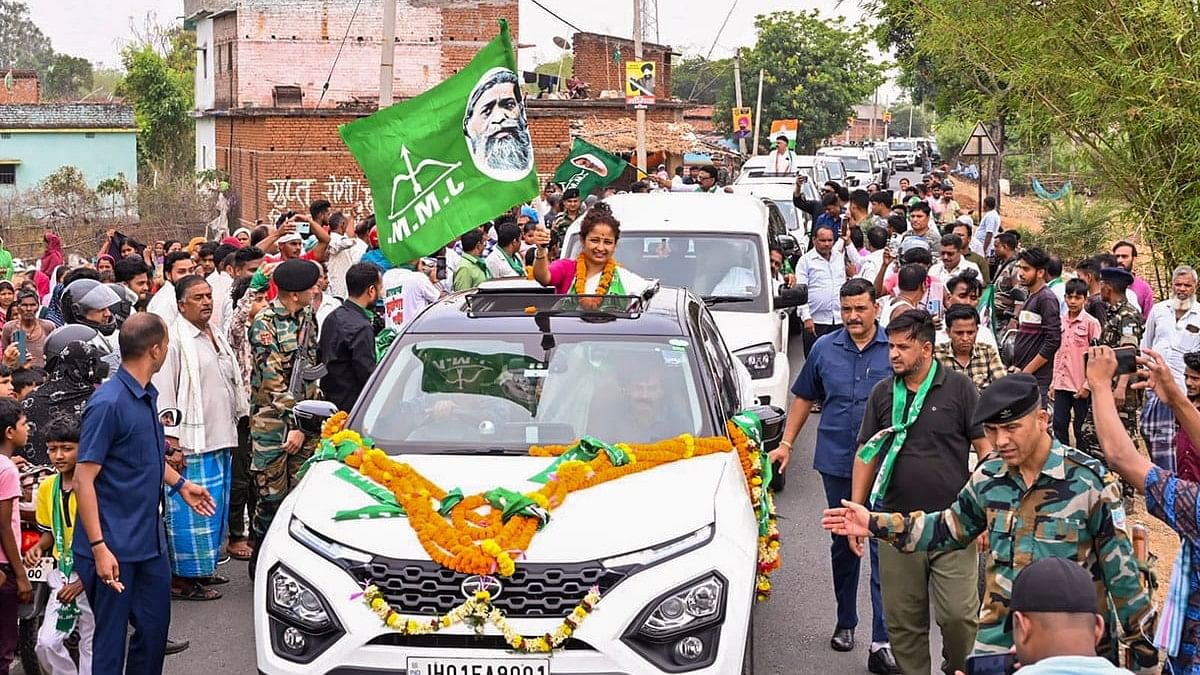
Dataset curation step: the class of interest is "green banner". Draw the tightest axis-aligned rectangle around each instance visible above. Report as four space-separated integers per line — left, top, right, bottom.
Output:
339 20 538 265
414 347 546 414
553 138 626 198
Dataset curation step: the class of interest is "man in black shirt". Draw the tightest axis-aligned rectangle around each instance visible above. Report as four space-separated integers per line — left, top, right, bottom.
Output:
852 310 990 675
318 263 382 412
1011 247 1062 403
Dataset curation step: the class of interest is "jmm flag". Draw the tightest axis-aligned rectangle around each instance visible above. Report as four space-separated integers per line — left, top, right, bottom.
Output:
339 19 538 265
552 138 626 198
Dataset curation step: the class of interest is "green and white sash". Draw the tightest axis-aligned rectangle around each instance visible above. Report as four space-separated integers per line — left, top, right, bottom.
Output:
50 475 80 633
856 361 939 505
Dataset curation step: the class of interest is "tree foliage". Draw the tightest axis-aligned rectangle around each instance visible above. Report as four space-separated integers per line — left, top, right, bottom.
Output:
888 103 933 138
715 11 886 151
0 1 94 100
117 27 195 180
672 56 732 105
871 0 1200 268
43 54 94 100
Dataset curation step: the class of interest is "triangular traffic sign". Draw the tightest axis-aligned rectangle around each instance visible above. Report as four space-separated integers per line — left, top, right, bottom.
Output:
959 122 999 157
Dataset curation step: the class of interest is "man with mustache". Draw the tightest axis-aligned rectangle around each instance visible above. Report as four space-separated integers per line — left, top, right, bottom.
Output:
1140 265 1200 471
463 69 533 178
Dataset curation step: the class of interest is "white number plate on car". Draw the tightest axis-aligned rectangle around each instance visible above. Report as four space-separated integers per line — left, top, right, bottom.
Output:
25 557 53 582
405 657 550 675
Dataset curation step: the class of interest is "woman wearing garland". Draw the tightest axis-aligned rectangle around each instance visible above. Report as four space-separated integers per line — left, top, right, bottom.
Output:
530 203 652 298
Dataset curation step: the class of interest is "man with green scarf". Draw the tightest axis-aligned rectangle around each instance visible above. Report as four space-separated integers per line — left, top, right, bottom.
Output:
851 308 991 674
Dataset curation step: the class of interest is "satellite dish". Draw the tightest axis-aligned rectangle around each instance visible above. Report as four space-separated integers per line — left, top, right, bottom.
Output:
553 36 572 50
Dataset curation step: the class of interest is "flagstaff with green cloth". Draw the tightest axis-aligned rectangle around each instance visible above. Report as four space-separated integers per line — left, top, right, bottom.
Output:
553 138 627 198
339 19 538 267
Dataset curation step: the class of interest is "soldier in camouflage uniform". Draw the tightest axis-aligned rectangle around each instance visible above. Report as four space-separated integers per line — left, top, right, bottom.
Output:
1078 267 1145 467
250 260 322 544
823 373 1158 673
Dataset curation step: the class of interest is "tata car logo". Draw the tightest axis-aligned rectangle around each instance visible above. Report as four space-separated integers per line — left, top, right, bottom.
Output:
461 575 503 600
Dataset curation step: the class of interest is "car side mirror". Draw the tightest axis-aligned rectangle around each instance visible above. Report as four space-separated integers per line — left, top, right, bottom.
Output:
775 234 798 256
739 404 787 451
774 284 807 309
159 408 181 428
293 400 340 436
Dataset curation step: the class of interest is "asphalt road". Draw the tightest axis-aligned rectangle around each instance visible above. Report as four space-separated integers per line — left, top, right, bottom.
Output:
20 168 940 675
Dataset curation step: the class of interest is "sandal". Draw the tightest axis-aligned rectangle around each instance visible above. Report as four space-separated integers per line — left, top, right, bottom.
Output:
227 538 254 561
171 581 222 601
193 574 230 586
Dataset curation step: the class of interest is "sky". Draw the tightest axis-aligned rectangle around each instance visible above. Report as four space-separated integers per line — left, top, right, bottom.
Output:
27 0 897 101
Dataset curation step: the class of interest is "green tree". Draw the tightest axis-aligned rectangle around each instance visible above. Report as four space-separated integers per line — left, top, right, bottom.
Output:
117 27 195 179
42 53 94 100
888 103 933 138
714 11 886 151
672 55 732 104
0 1 54 72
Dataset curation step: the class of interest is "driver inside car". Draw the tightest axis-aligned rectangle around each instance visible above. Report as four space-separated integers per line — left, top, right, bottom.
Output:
588 352 693 444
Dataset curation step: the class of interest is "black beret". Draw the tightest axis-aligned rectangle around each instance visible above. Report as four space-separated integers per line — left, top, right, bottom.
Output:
972 373 1042 426
1010 557 1097 615
273 259 320 293
1099 266 1133 285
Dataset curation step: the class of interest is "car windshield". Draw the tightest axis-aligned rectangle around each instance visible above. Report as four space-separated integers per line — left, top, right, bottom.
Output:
821 159 846 180
889 140 914 151
567 233 769 312
773 200 800 231
836 156 871 172
358 336 709 451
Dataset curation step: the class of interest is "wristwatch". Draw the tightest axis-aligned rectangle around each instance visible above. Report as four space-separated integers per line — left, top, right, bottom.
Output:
169 476 187 495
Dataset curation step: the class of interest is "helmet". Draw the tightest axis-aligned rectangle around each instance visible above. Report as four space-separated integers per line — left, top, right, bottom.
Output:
42 323 113 382
61 278 121 336
106 283 138 328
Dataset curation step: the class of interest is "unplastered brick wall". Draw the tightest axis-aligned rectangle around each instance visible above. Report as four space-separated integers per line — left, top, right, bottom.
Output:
527 102 685 177
571 32 673 97
0 72 39 104
214 0 517 109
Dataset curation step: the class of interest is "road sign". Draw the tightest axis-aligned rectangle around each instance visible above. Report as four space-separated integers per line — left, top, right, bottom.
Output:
959 122 999 157
625 60 656 106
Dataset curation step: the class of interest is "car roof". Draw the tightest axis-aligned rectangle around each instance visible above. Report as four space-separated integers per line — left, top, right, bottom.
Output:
566 193 769 235
406 284 699 337
728 183 799 201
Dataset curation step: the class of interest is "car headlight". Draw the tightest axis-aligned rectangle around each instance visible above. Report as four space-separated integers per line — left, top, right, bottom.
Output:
289 516 372 564
735 343 775 380
601 524 713 570
268 565 334 632
637 574 726 639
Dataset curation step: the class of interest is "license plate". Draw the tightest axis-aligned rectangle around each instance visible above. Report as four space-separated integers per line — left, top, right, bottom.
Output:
405 657 550 675
25 557 53 582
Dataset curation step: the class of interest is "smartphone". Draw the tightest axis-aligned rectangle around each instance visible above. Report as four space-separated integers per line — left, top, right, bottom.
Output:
1083 344 1138 375
14 330 26 368
965 652 1015 675
296 219 311 237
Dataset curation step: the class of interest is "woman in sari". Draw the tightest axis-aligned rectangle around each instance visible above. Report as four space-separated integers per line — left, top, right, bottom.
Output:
531 203 650 299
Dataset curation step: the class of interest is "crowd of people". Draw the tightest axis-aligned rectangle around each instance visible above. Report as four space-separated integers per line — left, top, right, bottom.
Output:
0 160 1198 675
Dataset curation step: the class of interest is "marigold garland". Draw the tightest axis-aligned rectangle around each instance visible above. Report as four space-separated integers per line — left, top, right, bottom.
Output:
362 585 600 653
573 255 616 296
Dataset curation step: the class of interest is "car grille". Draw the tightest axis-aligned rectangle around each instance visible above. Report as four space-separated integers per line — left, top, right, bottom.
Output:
355 558 628 618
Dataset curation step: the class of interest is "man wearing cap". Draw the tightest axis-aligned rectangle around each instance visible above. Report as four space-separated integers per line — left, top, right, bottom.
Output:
1006 558 1136 674
248 259 323 566
1078 266 1145 468
852 309 988 675
823 372 1158 673
771 135 797 174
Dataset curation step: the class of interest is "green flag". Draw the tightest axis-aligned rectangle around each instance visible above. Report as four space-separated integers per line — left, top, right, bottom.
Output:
339 20 537 265
553 138 626 198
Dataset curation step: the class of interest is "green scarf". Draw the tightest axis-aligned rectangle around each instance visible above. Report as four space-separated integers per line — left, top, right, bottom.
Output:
856 360 939 505
50 475 81 632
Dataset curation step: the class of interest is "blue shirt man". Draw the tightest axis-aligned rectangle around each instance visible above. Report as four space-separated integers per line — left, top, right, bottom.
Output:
771 277 896 671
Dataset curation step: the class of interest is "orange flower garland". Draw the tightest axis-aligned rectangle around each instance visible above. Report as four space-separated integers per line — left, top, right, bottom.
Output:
322 416 780 599
573 255 616 296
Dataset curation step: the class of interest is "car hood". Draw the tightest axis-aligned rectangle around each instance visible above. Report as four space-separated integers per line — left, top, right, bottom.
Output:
291 453 727 562
711 308 781 353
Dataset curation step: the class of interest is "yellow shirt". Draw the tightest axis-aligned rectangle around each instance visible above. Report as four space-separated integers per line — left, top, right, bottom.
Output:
34 477 76 561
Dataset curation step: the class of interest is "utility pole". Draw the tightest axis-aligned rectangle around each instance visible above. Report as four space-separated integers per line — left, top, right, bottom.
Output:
379 0 396 107
870 88 878 142
907 102 914 138
733 50 745 155
751 68 764 155
633 0 647 172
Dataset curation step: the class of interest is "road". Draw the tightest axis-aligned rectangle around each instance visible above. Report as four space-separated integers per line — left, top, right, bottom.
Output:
22 168 939 674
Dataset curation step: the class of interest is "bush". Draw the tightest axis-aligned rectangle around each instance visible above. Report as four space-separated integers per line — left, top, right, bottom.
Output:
1033 193 1116 263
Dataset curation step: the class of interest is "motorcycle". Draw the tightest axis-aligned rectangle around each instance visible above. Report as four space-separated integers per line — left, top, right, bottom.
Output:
15 463 78 675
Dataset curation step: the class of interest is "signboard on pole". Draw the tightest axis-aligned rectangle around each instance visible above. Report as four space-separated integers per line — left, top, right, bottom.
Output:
732 107 753 140
769 119 800 149
625 60 656 106
959 122 999 157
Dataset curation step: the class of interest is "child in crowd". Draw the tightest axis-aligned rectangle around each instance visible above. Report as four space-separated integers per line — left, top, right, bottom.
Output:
0 398 31 670
24 418 92 674
0 367 12 400
1051 278 1102 445
11 368 42 401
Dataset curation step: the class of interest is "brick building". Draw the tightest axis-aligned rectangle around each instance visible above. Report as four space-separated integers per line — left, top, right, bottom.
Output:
569 32 673 98
825 103 890 146
0 70 40 104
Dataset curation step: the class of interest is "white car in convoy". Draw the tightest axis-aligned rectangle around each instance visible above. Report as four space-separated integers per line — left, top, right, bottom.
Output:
728 182 813 252
887 138 919 171
254 283 785 675
562 194 806 409
832 152 883 189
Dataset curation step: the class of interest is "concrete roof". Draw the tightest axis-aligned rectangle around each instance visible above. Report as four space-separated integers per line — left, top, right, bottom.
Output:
0 104 136 130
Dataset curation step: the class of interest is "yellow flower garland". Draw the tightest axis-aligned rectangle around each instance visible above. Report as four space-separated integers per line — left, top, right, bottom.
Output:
363 585 601 653
573 255 616 296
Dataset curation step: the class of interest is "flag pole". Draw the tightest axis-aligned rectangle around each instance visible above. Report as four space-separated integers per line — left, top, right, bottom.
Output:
633 0 647 172
379 0 396 107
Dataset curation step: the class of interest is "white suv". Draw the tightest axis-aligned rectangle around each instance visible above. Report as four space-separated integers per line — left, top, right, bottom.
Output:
254 285 784 675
